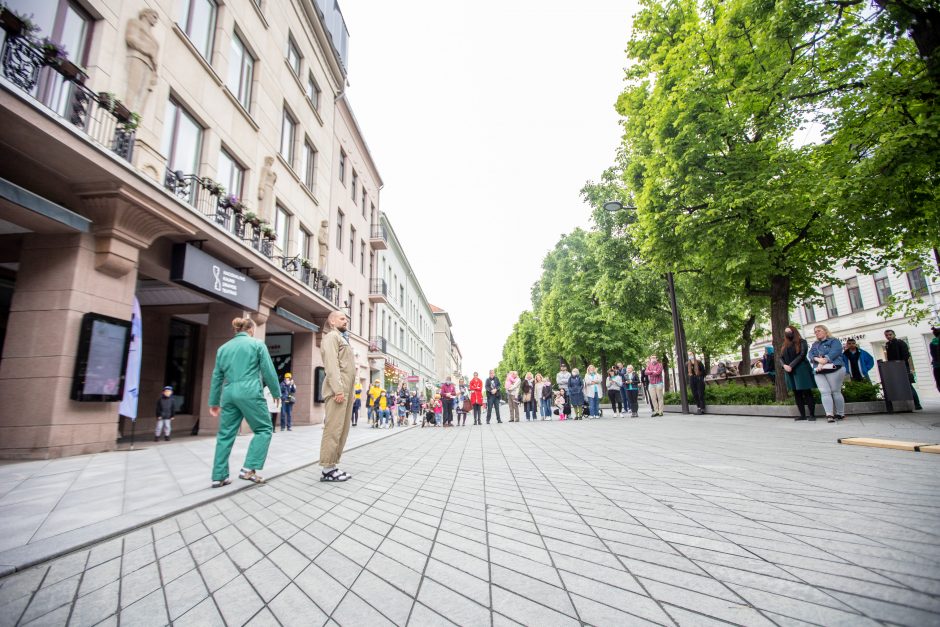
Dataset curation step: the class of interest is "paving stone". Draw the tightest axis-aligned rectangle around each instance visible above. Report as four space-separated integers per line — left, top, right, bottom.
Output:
119 561 160 608
351 569 415 624
314 546 363 588
379 537 429 573
492 563 577 617
332 591 395 626
430 543 488 580
827 589 940 626
491 585 580 627
164 567 210 621
640 577 777 626
407 600 459 626
366 551 423 597
331 534 375 567
417 577 490 626
0 593 30 627
0 565 47 606
212 574 264 626
198 552 239 593
244 606 280 626
244 557 290 603
268 583 328 627
424 558 490 607
268 541 311 579
118 588 168 627
227 538 264 571
728 584 879 626
294 561 349 615
77 557 120 598
173 596 225 627
569 593 667 626
120 543 156 576
42 550 88 587
20 602 69 627
157 546 196 584
16 573 82 627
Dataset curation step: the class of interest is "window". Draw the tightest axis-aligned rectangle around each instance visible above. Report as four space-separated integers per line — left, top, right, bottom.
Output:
286 35 301 75
370 203 376 226
351 171 358 200
275 205 290 250
162 99 202 175
370 251 375 279
306 73 320 109
338 150 346 183
347 292 354 321
400 327 405 348
336 210 344 249
349 227 356 262
179 0 217 60
822 285 838 318
361 191 367 217
802 302 816 324
360 240 366 274
846 277 864 312
297 227 310 260
400 285 404 305
217 149 244 198
226 32 254 111
280 108 296 165
359 301 365 337
302 140 317 191
907 267 928 297
874 268 892 305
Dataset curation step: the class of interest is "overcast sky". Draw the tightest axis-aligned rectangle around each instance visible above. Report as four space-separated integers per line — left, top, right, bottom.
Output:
341 0 640 375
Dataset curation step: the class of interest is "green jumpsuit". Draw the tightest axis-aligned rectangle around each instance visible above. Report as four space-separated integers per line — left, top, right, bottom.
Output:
208 332 281 481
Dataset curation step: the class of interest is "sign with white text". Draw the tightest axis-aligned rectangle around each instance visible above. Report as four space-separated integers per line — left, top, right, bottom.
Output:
170 244 259 311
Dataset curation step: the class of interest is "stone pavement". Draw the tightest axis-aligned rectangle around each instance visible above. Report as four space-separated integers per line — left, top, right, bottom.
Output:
1 409 939 626
0 423 412 575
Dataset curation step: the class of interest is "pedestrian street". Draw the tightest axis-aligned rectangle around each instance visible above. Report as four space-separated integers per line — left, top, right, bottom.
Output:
1 410 939 626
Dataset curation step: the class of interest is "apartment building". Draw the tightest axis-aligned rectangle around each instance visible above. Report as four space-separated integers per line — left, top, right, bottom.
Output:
0 0 391 458
754 261 939 400
369 213 437 394
431 305 462 383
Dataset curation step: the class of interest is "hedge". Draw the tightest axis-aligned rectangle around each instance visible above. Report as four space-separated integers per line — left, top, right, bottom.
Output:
663 380 881 406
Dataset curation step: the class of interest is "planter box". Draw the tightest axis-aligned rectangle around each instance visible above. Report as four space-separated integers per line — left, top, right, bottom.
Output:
664 400 914 417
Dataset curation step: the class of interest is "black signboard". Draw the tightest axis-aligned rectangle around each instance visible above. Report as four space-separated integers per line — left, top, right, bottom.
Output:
71 312 132 402
170 243 259 311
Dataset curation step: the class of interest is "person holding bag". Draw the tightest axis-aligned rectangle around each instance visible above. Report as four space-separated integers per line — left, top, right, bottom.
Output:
808 324 846 423
780 325 817 421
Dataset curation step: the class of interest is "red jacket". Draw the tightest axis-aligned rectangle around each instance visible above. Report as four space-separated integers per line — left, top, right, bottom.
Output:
469 377 484 405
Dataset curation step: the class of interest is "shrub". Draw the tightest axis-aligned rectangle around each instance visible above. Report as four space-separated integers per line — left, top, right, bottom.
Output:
664 379 881 406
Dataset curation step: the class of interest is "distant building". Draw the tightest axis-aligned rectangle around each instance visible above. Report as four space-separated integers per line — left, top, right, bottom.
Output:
431 305 462 383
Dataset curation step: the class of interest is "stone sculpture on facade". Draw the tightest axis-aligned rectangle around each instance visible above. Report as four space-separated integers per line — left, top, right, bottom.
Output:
257 156 277 223
124 9 160 114
318 219 329 271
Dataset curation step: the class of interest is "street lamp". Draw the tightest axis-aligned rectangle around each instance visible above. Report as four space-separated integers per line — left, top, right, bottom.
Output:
604 201 690 414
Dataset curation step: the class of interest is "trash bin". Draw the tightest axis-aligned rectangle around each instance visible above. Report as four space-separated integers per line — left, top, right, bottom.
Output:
877 359 913 413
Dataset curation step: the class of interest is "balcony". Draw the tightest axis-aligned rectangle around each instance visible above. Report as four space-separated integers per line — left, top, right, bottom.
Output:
369 223 388 250
369 278 388 304
0 25 135 162
368 336 387 354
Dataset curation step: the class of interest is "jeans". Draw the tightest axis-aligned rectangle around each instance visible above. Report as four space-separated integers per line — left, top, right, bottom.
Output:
588 395 600 417
539 397 552 418
155 418 172 437
523 400 536 420
280 402 293 429
486 395 501 422
814 369 845 416
379 409 390 426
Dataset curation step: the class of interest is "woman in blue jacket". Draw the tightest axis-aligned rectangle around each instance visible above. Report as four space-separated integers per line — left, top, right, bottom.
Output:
808 325 846 423
567 368 585 420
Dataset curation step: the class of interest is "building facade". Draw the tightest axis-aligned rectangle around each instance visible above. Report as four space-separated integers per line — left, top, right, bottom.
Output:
0 0 398 459
431 305 462 383
753 261 939 401
369 213 437 394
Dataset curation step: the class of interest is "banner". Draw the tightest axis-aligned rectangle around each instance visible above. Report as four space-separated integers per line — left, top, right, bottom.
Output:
119 297 142 420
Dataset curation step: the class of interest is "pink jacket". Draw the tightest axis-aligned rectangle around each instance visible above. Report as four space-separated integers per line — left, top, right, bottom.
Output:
645 361 664 385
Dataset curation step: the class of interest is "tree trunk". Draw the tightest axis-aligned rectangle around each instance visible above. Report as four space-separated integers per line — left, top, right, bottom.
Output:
740 315 756 374
662 354 671 392
560 356 571 371
600 350 608 394
770 275 791 401
703 347 711 374
876 1 940 87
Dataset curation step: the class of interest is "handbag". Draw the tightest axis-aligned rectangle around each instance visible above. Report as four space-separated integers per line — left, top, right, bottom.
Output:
814 363 840 374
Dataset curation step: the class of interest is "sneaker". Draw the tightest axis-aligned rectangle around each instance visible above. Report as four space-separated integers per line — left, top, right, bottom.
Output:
794 416 807 421
835 415 844 421
827 416 835 423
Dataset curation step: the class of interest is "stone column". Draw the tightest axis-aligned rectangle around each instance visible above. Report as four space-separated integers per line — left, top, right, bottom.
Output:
0 233 138 459
291 331 324 425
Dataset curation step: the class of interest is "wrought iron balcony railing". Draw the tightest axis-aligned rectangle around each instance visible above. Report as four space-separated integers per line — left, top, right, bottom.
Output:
370 278 388 297
0 29 135 162
369 336 387 353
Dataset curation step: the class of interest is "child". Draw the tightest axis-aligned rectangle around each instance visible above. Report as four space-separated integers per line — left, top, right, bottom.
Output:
422 402 434 428
397 399 408 426
456 391 469 426
155 385 175 441
433 395 443 427
378 390 389 428
554 388 568 421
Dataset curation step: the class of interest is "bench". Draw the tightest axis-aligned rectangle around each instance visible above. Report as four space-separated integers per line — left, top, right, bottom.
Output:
706 373 774 387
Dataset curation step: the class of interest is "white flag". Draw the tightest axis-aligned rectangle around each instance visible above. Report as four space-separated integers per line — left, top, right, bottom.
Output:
119 297 142 420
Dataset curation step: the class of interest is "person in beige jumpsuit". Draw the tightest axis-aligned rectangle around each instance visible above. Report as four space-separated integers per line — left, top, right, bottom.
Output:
319 310 356 482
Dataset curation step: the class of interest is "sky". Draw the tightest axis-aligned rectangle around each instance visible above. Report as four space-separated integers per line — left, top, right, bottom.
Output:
340 0 641 375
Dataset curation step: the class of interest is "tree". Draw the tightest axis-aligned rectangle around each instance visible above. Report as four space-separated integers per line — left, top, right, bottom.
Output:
615 0 908 399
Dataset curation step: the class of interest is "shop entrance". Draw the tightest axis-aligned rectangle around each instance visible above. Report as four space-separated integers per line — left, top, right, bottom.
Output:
163 318 200 415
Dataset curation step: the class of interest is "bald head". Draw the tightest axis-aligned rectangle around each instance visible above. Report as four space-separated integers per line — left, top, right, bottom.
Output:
328 310 348 332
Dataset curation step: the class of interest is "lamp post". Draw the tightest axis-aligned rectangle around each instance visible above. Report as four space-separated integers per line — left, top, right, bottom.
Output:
604 201 690 414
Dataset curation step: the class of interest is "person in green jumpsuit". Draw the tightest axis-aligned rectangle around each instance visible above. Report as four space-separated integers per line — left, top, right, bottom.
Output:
208 316 281 487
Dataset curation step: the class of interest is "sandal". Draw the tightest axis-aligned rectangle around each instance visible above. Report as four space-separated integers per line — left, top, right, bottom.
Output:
239 469 266 484
320 468 349 482
211 478 232 489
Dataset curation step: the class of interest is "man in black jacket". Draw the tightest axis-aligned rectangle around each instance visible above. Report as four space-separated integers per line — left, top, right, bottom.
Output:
485 369 502 424
884 330 923 410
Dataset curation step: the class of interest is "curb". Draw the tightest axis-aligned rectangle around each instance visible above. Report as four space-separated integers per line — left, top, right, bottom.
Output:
0 425 415 577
